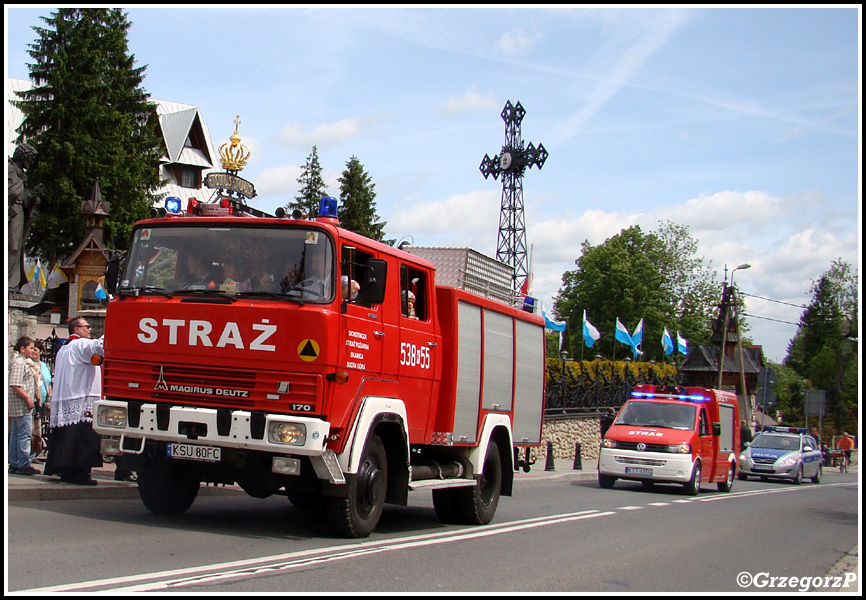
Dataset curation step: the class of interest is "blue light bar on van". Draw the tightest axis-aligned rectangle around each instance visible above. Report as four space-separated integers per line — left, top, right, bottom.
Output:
165 196 182 214
631 391 707 402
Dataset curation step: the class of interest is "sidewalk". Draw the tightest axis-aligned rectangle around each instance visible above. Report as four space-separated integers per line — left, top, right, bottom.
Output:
6 458 589 502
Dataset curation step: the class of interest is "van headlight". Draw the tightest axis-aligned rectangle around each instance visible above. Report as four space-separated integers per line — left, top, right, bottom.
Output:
97 406 127 428
601 439 617 449
667 443 691 454
268 423 306 446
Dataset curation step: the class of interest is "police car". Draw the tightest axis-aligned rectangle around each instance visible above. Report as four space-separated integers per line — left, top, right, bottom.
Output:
738 426 823 484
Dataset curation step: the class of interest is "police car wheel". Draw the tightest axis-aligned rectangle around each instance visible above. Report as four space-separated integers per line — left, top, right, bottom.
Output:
811 465 822 484
792 464 803 485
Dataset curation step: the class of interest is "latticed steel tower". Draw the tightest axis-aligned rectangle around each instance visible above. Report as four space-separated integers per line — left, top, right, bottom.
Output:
479 101 548 294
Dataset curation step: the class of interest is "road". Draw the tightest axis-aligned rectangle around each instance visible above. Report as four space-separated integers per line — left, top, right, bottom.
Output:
7 468 858 593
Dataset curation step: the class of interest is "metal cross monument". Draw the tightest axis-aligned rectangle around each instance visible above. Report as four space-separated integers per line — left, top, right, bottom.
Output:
479 100 548 295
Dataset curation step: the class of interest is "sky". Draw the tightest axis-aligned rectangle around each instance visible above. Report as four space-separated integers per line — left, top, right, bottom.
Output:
5 6 861 364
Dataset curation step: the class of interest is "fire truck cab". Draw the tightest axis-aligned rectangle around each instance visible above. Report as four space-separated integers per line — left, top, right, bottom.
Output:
597 384 740 495
94 196 545 537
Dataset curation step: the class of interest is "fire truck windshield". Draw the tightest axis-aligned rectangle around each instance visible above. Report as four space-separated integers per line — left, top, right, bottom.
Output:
119 224 335 301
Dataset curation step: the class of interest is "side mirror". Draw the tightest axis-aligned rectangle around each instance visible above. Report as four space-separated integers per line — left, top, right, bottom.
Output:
360 259 387 305
743 441 750 448
712 422 721 437
104 251 125 295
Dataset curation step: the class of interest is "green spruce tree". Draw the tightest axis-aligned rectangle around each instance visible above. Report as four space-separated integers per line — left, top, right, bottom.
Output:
337 156 386 241
286 145 328 218
13 8 163 262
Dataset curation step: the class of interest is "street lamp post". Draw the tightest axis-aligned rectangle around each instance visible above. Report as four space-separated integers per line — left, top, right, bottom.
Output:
716 263 751 391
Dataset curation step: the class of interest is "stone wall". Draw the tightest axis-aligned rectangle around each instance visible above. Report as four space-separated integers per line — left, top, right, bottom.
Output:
535 414 603 466
8 305 37 355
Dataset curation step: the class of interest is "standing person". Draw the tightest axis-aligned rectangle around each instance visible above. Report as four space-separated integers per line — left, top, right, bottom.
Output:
8 336 41 475
44 318 104 485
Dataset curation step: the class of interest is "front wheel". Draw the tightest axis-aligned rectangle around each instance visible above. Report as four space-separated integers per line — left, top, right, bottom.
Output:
684 461 701 496
598 474 616 489
325 434 387 538
138 458 200 515
792 464 803 485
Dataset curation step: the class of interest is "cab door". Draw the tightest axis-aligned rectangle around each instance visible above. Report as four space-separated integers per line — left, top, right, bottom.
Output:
338 245 384 377
698 407 715 481
397 264 440 442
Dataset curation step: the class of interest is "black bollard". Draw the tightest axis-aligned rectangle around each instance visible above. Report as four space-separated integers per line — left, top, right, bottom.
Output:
573 442 583 470
544 441 556 471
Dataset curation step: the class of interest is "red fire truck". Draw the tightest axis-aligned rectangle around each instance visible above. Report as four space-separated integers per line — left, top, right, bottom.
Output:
93 196 546 537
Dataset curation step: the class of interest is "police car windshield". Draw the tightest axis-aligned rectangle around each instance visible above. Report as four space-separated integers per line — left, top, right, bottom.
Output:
615 401 696 430
751 434 800 450
120 225 335 302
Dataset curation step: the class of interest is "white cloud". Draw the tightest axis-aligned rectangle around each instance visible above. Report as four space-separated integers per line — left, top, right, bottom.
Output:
439 87 498 116
274 115 381 151
387 189 500 250
496 29 542 56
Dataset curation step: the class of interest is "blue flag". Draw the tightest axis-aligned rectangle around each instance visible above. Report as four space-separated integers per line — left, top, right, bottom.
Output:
631 318 644 352
543 310 566 333
677 331 688 355
95 282 108 300
583 310 601 348
615 318 633 346
662 327 674 356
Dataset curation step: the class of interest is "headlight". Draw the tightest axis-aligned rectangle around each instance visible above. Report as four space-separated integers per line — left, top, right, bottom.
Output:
778 455 798 466
739 452 748 461
268 422 306 446
667 443 691 454
601 439 616 449
97 406 127 428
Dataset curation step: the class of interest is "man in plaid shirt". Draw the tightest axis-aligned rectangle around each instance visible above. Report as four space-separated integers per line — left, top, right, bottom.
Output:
8 336 40 475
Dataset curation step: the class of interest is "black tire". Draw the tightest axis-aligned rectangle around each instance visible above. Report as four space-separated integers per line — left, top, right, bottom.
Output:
325 434 387 538
717 463 735 492
811 464 822 484
738 472 748 481
452 439 502 525
598 474 616 489
432 487 462 524
138 458 200 515
792 464 803 485
684 461 701 496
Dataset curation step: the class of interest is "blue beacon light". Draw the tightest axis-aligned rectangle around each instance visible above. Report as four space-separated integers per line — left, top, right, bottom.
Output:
165 196 182 214
319 196 338 218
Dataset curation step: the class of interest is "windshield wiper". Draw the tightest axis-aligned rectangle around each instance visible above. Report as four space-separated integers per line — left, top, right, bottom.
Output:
235 291 306 304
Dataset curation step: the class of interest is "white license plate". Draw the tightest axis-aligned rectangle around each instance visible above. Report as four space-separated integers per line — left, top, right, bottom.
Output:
625 467 653 476
752 465 774 472
167 443 221 462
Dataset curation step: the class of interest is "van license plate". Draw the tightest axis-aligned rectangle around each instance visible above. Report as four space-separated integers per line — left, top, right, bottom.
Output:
167 443 221 462
625 467 653 476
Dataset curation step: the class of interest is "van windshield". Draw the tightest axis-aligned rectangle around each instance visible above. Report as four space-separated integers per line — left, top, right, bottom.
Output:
120 224 335 302
615 401 696 430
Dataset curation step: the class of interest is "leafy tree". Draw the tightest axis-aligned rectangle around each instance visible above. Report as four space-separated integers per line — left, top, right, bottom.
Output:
286 145 328 218
337 156 386 241
13 8 163 261
553 222 720 361
784 259 858 433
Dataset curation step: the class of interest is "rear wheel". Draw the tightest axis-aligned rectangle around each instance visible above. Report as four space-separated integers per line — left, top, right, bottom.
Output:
325 434 387 538
717 462 735 492
811 464 822 484
684 461 701 496
453 440 502 525
138 458 200 515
